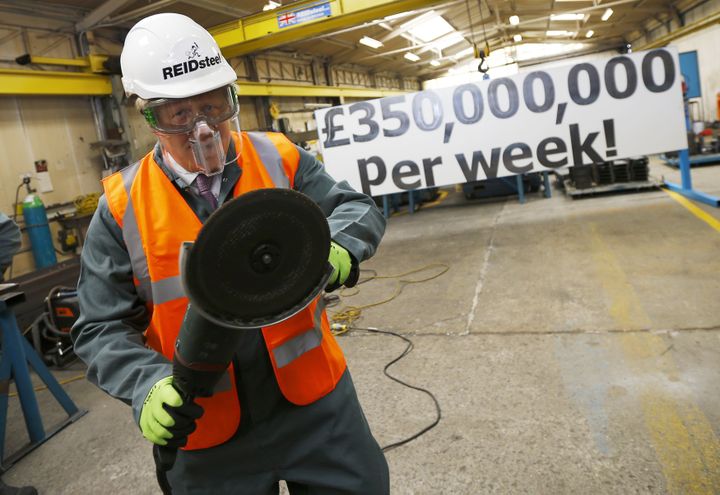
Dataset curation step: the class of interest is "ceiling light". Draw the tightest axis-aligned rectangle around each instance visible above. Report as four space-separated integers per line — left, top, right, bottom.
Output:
359 36 384 49
550 13 585 21
585 30 594 38
262 1 281 11
430 60 441 66
509 15 520 25
406 14 455 42
546 30 576 36
513 34 523 42
601 8 613 21
404 52 420 62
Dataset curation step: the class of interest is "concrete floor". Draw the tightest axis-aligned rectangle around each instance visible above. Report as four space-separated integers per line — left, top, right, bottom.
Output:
4 158 720 494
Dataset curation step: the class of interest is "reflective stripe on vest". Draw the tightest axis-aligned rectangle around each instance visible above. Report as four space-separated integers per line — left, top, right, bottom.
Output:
119 163 189 304
151 276 185 305
247 132 290 189
273 301 324 368
119 162 153 302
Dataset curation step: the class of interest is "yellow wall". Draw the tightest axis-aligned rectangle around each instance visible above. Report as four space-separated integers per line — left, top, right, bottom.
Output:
0 95 105 277
238 97 261 131
125 101 159 162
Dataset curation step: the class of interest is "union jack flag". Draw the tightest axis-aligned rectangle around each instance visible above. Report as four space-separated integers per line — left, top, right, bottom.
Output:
278 12 296 27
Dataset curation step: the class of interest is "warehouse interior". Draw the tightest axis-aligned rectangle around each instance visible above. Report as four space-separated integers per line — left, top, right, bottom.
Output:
1 0 720 494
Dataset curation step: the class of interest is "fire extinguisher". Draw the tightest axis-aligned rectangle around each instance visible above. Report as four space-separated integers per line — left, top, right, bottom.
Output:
22 189 57 269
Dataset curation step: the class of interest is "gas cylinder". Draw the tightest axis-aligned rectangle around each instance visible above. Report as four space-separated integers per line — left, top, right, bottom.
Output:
22 193 57 269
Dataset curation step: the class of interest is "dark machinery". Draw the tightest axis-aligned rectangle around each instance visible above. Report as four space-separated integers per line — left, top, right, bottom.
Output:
556 157 655 198
155 188 357 494
565 157 649 190
26 286 79 368
462 175 542 200
7 259 81 368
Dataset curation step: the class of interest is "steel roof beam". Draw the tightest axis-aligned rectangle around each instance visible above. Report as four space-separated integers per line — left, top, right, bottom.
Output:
210 0 451 59
0 68 406 98
235 81 407 98
97 0 178 28
640 9 720 48
282 0 463 50
189 0 251 20
316 3 467 67
75 0 134 32
0 0 88 21
0 69 112 95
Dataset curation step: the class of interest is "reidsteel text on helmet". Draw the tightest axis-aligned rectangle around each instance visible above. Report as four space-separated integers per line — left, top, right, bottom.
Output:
161 55 222 80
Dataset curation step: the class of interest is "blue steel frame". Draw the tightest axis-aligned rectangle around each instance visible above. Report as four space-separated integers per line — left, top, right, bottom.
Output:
382 190 419 217
664 101 720 207
662 153 720 167
0 298 86 471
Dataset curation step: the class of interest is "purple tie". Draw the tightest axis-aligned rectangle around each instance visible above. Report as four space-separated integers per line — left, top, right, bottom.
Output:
195 174 218 210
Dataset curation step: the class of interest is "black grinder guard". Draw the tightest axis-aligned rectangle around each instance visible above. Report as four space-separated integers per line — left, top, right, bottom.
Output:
180 188 333 330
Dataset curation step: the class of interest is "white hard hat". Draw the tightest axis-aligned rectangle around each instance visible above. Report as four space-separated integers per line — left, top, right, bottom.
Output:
120 13 237 99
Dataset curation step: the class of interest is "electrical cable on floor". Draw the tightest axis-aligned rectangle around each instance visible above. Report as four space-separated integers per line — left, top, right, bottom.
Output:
328 264 449 331
325 263 449 451
353 325 442 453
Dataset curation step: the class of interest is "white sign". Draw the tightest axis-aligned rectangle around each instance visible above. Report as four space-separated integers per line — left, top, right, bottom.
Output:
315 48 687 196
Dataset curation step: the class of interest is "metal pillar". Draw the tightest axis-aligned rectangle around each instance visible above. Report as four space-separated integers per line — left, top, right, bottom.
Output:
542 172 552 198
515 175 526 204
0 287 86 471
382 194 405 218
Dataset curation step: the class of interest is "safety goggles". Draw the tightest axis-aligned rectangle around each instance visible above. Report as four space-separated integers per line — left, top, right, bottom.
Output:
142 85 239 134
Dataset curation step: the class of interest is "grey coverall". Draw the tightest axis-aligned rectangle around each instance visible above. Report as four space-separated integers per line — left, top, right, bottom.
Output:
71 142 389 494
0 212 21 281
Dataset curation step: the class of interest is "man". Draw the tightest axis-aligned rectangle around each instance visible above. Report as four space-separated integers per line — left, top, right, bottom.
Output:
0 212 21 282
71 12 388 495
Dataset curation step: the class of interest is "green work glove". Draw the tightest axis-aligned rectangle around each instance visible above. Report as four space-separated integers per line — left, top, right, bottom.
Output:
139 376 203 447
326 241 352 292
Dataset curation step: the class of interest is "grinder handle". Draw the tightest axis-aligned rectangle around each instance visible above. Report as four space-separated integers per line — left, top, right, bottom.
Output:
155 443 178 474
153 388 195 494
154 443 178 495
153 381 194 494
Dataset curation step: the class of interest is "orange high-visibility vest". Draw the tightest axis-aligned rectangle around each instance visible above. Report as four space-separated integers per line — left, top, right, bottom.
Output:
102 131 347 450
